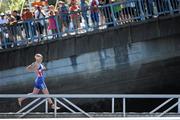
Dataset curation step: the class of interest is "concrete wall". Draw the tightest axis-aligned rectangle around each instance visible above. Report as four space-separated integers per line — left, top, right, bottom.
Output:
0 15 180 71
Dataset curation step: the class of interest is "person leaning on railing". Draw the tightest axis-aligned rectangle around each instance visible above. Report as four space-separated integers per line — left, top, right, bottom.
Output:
22 8 36 39
58 1 70 34
48 10 58 39
90 0 100 28
80 0 90 29
34 5 46 39
11 10 25 43
0 13 8 49
69 0 81 33
6 12 18 48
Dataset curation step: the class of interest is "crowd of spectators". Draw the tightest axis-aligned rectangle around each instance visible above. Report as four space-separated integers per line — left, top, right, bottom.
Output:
0 0 179 49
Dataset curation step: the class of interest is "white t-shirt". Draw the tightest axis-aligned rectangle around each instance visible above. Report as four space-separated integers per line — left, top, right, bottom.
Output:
34 10 45 26
0 17 8 32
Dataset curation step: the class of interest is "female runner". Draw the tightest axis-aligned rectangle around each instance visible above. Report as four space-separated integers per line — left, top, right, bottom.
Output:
18 53 60 109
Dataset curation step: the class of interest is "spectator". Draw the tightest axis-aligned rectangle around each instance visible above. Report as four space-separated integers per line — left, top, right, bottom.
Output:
58 1 70 34
12 10 24 43
121 0 136 23
80 0 89 30
22 8 36 39
90 0 99 28
48 10 57 39
34 5 46 39
154 0 169 15
103 0 114 27
48 5 55 12
69 0 81 33
6 12 17 47
99 0 106 26
0 13 8 49
112 1 122 23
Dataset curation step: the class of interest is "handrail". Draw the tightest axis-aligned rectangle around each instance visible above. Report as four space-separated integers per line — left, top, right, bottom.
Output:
0 94 180 118
0 0 179 50
0 94 180 98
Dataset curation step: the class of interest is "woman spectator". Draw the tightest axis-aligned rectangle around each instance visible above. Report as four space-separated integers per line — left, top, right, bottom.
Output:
69 0 81 33
48 10 57 39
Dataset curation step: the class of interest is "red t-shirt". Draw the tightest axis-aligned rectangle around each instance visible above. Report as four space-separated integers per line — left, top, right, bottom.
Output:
91 0 98 13
69 5 80 19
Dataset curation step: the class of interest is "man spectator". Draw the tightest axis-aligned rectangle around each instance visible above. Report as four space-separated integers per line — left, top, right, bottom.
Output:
80 0 89 30
34 5 46 39
6 11 17 47
12 10 24 43
22 8 35 39
58 1 70 34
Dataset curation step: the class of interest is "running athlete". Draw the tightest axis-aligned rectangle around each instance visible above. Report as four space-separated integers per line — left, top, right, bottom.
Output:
18 53 60 109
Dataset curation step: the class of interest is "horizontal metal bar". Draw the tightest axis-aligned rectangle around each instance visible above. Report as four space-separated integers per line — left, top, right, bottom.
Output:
0 94 180 98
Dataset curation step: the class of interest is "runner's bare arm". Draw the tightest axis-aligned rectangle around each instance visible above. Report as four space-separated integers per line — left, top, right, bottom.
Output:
26 62 38 72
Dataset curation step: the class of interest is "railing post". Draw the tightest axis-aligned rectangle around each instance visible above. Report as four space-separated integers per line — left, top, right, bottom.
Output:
167 0 173 15
178 98 180 113
45 99 48 114
123 98 126 117
54 98 57 118
112 98 115 113
138 0 145 20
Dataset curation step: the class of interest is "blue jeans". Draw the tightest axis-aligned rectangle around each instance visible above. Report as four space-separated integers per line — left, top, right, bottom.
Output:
91 12 99 26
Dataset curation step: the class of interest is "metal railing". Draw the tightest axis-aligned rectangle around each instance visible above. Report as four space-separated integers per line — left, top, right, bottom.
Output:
0 94 180 118
0 0 179 49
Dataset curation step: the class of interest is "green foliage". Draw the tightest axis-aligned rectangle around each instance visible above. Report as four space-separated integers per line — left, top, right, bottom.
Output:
48 0 57 5
8 0 25 11
0 0 25 12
